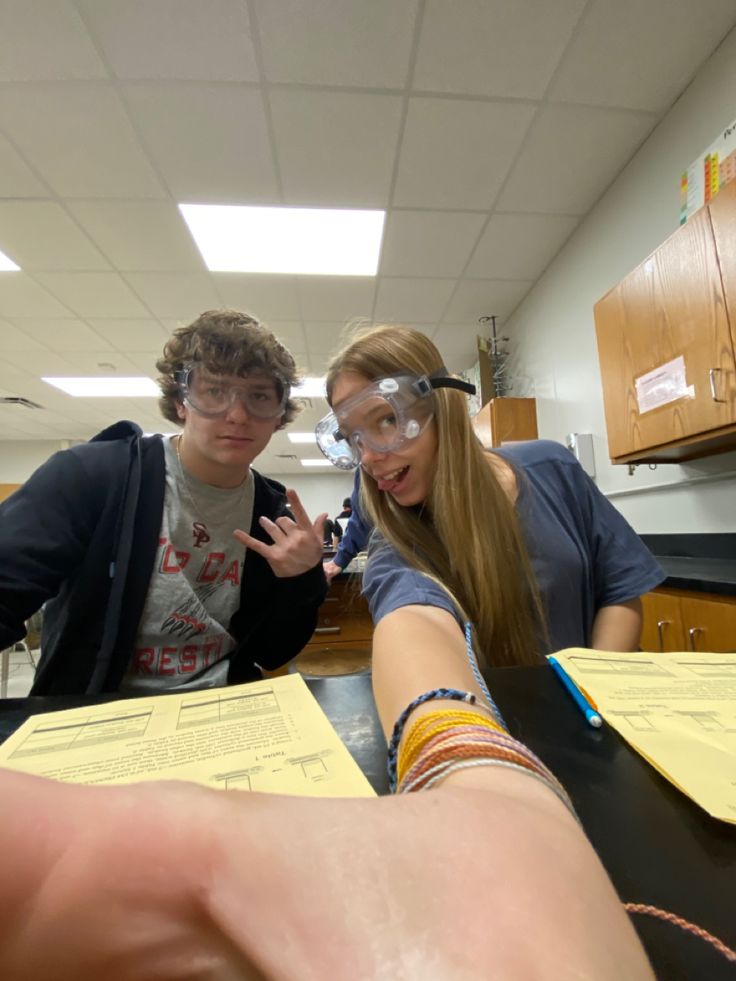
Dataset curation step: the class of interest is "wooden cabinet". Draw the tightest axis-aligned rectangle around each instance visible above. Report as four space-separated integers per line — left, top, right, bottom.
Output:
641 588 736 653
302 577 373 656
0 484 21 503
594 182 736 464
471 397 538 448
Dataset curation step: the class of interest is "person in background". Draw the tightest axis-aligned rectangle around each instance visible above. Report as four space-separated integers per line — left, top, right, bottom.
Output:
323 474 371 583
317 324 665 664
0 310 327 694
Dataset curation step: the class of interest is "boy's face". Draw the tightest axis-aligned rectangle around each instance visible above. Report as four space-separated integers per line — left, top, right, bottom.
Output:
176 368 283 483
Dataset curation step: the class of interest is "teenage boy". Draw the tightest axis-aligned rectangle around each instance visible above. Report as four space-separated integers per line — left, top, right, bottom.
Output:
0 310 328 694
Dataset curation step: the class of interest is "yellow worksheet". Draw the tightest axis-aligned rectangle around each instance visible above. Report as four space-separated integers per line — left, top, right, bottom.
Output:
0 674 375 798
554 648 736 824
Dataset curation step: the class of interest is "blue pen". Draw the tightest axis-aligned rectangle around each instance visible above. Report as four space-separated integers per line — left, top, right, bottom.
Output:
548 657 602 729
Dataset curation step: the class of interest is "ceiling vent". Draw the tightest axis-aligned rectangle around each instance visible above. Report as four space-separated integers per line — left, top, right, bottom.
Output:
0 396 44 409
276 453 298 460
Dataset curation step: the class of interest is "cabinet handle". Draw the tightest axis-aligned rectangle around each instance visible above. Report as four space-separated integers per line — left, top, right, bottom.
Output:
709 368 726 403
656 619 671 652
688 626 704 651
314 626 341 635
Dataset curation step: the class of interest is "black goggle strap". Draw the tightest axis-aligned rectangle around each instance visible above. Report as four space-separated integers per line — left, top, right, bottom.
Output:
422 367 476 397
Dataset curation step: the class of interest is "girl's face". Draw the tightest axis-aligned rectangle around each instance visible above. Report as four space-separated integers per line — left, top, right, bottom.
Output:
330 371 439 507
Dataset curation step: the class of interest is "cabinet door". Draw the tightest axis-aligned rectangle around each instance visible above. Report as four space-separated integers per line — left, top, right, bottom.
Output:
679 594 736 653
595 205 736 459
640 591 686 652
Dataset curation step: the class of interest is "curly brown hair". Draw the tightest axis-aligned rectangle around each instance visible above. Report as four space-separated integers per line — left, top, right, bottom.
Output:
156 309 301 428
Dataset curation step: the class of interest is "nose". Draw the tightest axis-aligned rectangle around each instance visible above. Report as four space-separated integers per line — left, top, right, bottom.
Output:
358 443 389 469
225 393 253 423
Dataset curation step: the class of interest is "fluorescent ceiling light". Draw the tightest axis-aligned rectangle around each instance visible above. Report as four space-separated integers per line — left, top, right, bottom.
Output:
292 377 326 399
179 204 385 275
300 459 333 467
287 432 318 444
0 249 20 271
43 377 159 397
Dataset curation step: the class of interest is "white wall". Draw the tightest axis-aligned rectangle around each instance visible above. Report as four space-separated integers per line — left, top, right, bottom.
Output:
268 470 356 521
0 440 67 482
506 27 736 533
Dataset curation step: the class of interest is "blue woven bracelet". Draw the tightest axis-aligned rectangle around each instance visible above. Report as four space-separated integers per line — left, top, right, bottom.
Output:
387 687 476 793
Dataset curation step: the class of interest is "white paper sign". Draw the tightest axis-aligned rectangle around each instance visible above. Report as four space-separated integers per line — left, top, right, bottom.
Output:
635 355 694 414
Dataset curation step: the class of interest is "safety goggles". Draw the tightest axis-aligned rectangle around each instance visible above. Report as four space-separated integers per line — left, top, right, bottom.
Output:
175 365 288 420
315 371 476 470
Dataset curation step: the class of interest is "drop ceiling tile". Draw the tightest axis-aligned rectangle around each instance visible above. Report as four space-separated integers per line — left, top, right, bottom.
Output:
78 0 258 81
123 272 221 319
0 134 50 196
34 272 152 318
393 98 537 209
297 278 376 322
496 104 657 215
466 213 580 280
0 84 166 198
0 202 110 271
374 277 455 323
270 90 402 207
0 0 107 80
304 321 352 355
4 349 77 374
414 0 585 99
123 84 278 202
7 318 115 352
66 201 203 272
255 0 418 88
379 210 486 277
265 320 306 352
211 274 302 321
0 318 46 351
0 274 73 318
86 319 169 351
123 352 162 376
442 279 533 323
549 0 736 112
54 351 149 374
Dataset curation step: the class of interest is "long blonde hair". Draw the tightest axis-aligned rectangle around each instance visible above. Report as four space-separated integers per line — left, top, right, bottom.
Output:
326 325 544 668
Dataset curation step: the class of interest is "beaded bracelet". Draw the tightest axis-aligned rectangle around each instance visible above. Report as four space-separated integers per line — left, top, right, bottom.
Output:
387 688 477 792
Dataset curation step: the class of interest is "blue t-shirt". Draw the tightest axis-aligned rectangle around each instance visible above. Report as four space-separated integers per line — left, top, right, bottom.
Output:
363 440 665 654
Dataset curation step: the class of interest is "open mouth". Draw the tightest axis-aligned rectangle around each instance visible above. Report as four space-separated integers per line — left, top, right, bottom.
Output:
375 465 410 493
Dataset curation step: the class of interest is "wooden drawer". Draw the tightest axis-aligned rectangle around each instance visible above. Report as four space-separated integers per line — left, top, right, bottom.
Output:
304 578 374 648
641 588 736 653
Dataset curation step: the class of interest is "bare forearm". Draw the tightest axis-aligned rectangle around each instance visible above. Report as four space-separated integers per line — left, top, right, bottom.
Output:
591 598 643 651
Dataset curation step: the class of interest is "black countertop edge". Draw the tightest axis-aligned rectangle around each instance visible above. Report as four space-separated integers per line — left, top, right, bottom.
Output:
640 532 736 561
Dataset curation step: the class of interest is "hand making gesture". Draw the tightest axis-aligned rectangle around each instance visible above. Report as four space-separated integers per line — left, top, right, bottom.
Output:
234 489 327 578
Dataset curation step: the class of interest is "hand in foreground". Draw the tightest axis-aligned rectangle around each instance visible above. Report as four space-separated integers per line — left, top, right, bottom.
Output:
323 559 342 584
0 768 653 981
234 489 326 578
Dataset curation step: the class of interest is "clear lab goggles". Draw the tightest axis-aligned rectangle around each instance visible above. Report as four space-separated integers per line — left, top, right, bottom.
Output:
315 371 476 470
175 364 288 420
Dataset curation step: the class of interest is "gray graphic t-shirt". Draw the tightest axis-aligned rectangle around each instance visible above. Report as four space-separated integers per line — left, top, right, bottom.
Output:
122 437 255 692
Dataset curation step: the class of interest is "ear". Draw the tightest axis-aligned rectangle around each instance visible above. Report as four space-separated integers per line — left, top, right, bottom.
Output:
175 400 186 422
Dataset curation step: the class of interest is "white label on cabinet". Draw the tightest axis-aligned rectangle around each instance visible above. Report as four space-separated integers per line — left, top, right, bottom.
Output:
635 355 695 414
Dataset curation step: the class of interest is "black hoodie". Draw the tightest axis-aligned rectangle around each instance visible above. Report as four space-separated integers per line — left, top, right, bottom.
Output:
0 422 327 694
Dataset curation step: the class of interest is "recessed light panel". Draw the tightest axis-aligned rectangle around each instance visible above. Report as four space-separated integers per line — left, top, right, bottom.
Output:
0 249 20 271
43 377 159 397
292 377 327 399
179 204 385 275
287 432 318 443
300 459 334 467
